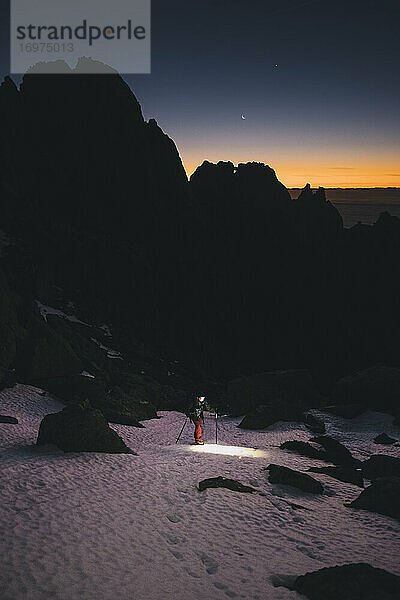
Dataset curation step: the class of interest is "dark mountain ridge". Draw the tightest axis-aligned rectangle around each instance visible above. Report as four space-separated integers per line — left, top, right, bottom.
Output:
1 72 400 415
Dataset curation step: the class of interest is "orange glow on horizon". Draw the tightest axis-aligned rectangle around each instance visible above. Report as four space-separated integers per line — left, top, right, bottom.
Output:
182 159 400 188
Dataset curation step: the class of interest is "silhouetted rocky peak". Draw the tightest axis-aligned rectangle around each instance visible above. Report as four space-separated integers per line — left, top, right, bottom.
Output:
235 161 278 184
294 183 343 237
297 184 328 205
190 160 291 211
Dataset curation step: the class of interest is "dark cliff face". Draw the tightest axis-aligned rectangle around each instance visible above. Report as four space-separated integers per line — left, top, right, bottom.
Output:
7 74 189 241
0 72 399 388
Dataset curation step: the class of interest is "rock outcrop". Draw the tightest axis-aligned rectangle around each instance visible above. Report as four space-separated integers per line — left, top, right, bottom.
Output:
347 477 400 521
198 477 257 493
373 433 397 445
37 400 134 454
310 435 360 467
0 415 19 424
361 455 400 480
293 563 400 600
265 464 323 494
280 440 327 461
309 466 364 488
303 412 326 434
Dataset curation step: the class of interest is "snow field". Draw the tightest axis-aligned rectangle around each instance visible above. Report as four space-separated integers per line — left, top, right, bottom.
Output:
1 385 399 600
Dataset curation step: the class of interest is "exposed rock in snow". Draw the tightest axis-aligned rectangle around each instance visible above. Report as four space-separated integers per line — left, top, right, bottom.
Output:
374 432 397 445
309 466 364 488
280 440 327 461
198 476 257 493
310 435 360 467
265 464 324 494
293 562 400 600
347 477 400 522
0 415 18 424
303 412 326 434
37 400 134 454
1 385 400 600
361 454 400 479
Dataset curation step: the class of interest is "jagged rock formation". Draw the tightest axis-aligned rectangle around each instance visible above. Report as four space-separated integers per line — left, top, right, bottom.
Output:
1 71 400 402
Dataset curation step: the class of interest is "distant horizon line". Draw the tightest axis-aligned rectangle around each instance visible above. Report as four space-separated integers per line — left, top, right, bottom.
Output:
287 186 400 190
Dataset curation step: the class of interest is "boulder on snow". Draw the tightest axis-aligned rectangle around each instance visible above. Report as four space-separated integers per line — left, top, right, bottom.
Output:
322 404 367 419
309 466 364 488
293 562 400 600
280 440 327 461
265 464 323 494
310 435 359 467
0 415 18 424
347 477 400 521
37 399 134 454
374 433 397 445
198 476 257 493
303 412 326 434
361 455 400 480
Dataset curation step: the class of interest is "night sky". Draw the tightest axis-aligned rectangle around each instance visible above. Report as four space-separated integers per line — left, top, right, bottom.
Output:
1 0 399 187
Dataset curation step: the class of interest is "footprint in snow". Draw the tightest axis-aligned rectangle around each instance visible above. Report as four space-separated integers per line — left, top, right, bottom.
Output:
166 534 179 545
213 581 237 597
168 549 184 560
201 553 219 574
166 514 182 523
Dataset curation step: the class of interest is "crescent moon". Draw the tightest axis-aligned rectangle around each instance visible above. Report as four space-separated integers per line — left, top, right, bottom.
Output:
241 115 246 120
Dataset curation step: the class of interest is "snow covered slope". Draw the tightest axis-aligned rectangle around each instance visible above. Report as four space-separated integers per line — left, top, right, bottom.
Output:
1 385 399 600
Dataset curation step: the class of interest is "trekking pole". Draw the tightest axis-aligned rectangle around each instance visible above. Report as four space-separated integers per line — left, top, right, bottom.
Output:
176 416 188 444
202 414 206 443
215 409 218 444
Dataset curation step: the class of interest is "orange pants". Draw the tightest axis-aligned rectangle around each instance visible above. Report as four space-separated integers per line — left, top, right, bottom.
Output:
193 418 203 442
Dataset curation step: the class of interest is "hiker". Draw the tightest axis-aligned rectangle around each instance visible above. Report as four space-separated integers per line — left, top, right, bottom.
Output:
186 396 206 445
